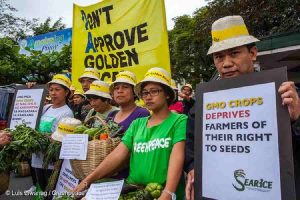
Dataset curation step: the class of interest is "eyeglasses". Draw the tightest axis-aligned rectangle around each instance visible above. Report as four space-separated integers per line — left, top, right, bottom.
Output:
141 89 163 98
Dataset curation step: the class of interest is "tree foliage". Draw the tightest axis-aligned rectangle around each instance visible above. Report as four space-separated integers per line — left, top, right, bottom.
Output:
0 37 24 84
0 0 38 41
32 17 66 35
0 39 71 85
169 0 300 87
0 1 71 85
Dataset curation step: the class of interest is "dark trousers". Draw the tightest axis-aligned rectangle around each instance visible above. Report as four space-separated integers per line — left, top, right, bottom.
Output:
28 159 37 186
34 168 53 191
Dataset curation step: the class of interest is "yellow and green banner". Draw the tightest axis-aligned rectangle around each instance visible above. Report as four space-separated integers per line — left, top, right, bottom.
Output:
72 0 170 87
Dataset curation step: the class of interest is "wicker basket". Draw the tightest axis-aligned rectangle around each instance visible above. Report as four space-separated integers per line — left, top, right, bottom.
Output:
0 171 10 195
70 116 121 180
17 161 31 177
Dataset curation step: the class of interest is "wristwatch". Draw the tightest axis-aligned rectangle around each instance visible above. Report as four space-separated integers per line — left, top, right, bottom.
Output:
163 189 176 200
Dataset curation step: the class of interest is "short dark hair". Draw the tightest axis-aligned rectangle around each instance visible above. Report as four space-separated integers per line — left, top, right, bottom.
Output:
49 83 70 103
140 82 174 106
246 43 256 51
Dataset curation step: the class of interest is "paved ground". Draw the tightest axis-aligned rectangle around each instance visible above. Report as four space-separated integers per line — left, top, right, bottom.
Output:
0 172 33 200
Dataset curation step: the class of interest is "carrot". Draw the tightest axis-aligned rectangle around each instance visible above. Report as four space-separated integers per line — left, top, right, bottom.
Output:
100 133 108 140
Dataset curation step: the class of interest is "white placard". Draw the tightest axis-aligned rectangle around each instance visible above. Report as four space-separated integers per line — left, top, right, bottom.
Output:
202 83 281 200
59 134 88 160
85 180 124 200
10 89 44 129
53 160 79 198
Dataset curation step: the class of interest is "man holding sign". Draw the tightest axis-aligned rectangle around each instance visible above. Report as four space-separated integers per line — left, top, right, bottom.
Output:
185 15 300 199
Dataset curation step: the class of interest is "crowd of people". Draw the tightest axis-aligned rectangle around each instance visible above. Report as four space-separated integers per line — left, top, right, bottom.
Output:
1 15 300 199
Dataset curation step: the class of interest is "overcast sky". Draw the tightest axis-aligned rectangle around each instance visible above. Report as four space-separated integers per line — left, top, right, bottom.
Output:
9 0 207 30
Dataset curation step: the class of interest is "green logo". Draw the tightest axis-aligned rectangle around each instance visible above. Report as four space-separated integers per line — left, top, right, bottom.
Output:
232 169 273 192
232 169 246 191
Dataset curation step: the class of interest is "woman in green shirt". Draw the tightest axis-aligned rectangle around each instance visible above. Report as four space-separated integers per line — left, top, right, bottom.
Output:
74 68 187 200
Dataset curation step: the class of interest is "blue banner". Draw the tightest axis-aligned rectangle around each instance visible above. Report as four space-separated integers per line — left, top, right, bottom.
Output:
19 28 72 55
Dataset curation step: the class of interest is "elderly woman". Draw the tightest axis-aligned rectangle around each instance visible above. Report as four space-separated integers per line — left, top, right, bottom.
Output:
84 80 118 121
108 71 150 133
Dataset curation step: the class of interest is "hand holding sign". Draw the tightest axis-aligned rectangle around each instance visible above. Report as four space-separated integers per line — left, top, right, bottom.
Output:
278 81 300 121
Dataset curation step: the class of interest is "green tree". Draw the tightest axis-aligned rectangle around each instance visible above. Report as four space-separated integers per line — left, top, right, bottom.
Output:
169 0 300 86
32 17 66 36
0 0 38 41
0 0 71 85
0 37 29 84
169 12 215 87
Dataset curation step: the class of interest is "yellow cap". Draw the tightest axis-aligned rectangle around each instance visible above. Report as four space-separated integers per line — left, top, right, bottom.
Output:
135 67 175 102
73 89 85 97
181 84 192 91
78 68 100 82
70 85 76 91
207 15 259 55
109 71 137 92
85 80 112 99
51 118 82 142
48 74 71 89
171 79 178 90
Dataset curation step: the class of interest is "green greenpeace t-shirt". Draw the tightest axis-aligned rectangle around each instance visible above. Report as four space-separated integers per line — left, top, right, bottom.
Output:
122 112 187 199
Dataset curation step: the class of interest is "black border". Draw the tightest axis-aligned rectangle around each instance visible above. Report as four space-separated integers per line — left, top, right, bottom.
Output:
8 85 47 130
194 67 295 200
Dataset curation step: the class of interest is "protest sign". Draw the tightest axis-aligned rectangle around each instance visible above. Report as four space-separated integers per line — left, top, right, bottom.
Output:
85 180 124 200
195 67 295 200
54 160 79 198
8 85 46 129
60 134 89 160
72 0 170 88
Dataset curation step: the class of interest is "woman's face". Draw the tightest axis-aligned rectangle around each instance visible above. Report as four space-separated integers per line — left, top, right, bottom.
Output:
49 84 68 106
112 83 134 105
141 82 168 111
73 94 84 105
89 97 109 113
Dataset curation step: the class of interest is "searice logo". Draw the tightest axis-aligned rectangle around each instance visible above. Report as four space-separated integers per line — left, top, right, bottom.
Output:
232 169 273 192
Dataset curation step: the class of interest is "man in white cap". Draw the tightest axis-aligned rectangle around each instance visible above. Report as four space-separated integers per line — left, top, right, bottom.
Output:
185 15 300 200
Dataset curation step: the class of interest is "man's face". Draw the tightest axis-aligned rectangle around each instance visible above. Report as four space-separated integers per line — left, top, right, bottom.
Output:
80 78 94 92
181 86 192 96
213 46 257 79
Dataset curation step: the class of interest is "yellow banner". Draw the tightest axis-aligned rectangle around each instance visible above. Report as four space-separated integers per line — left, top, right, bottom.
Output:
72 0 170 88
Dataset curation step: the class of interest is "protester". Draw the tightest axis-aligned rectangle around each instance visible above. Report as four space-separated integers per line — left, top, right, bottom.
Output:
79 68 100 92
169 79 184 114
71 89 86 121
74 67 187 200
184 15 300 200
84 80 118 120
106 71 150 179
31 74 74 192
108 71 150 134
179 84 195 115
78 68 100 121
